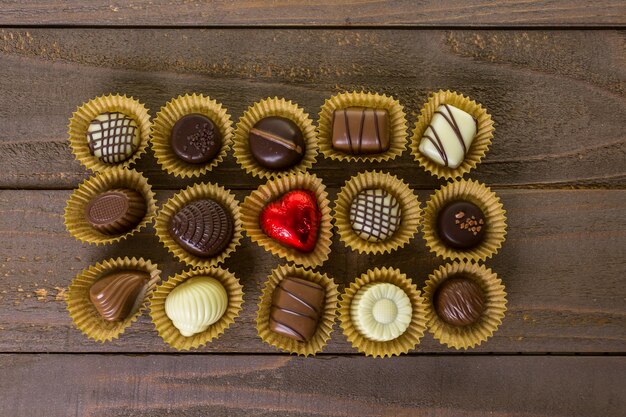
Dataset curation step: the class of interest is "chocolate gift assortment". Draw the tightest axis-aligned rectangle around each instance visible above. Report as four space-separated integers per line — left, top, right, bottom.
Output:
65 90 507 355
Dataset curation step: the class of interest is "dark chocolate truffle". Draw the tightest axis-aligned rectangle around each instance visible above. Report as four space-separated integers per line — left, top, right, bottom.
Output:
169 199 234 258
269 277 325 342
249 116 305 169
434 277 485 326
85 188 147 235
437 200 486 249
331 107 390 155
87 112 140 164
170 113 222 164
89 270 149 321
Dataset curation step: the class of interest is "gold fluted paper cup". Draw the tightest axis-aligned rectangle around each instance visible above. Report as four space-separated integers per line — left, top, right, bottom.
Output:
256 264 339 356
64 167 157 245
149 267 244 351
317 91 407 162
410 90 494 179
423 261 507 350
233 97 318 179
151 94 234 178
338 267 427 357
66 257 161 342
240 173 332 268
423 179 507 262
68 94 151 172
333 170 422 254
154 182 242 268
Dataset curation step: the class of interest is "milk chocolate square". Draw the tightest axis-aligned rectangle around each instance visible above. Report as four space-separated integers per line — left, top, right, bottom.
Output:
331 107 390 155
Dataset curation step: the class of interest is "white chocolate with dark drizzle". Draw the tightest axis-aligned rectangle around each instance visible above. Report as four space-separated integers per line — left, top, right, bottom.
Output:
418 104 477 169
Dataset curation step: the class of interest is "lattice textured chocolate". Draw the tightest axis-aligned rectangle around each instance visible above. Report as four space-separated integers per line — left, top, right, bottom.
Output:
349 189 401 242
85 188 146 235
87 112 140 164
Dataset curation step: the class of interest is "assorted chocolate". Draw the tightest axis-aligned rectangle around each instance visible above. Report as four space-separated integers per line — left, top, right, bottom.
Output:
437 200 486 250
269 277 325 342
434 276 485 326
170 113 222 164
169 199 234 258
87 112 140 164
89 270 149 321
85 188 147 235
349 189 401 242
249 116 305 169
332 107 390 155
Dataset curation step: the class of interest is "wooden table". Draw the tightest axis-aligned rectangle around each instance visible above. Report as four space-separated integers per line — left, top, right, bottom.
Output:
0 1 625 416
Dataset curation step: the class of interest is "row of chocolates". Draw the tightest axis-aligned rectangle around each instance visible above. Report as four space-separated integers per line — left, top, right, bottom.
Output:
68 90 494 180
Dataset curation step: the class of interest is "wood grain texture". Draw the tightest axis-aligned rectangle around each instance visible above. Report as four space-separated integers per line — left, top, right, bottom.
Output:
1 1 625 27
0 29 624 189
1 354 624 417
0 188 624 353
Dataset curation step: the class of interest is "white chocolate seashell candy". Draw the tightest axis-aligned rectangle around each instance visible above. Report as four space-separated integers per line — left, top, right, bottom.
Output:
165 276 228 337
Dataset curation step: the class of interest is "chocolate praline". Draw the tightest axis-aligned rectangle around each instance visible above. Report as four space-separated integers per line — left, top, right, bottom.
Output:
89 270 149 321
437 200 486 249
331 107 390 155
434 276 485 326
85 188 147 235
170 113 222 164
249 116 305 169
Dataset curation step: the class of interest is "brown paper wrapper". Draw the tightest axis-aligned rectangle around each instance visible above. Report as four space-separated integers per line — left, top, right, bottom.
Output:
66 257 161 342
233 97 318 179
240 173 332 268
410 90 494 179
423 261 507 350
151 94 234 178
64 167 157 245
154 182 242 268
256 264 339 356
338 267 427 357
333 170 422 254
317 91 407 162
423 179 507 262
68 94 151 172
149 267 244 351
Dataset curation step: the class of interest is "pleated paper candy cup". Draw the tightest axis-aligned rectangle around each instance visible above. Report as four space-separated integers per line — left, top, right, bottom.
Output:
338 267 427 358
233 97 318 179
423 179 507 262
68 94 151 172
423 261 507 350
151 94 234 178
240 173 333 268
64 167 157 245
317 91 407 162
154 182 242 268
256 264 339 356
149 267 244 351
410 90 494 179
66 257 161 342
333 170 422 254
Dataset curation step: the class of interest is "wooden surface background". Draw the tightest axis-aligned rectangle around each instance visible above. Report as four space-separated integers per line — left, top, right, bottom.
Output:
0 1 625 416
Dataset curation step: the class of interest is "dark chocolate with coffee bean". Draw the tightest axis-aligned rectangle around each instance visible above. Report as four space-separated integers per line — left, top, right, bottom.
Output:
249 116 305 169
331 107 390 155
85 188 147 235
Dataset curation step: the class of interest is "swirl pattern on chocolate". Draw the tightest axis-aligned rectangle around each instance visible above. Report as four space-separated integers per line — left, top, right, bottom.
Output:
434 277 485 326
89 270 149 321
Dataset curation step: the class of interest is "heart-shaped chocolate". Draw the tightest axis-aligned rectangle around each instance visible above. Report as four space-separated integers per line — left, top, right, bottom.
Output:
260 190 321 252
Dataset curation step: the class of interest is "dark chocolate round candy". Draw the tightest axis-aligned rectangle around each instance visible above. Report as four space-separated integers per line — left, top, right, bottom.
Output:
248 116 305 169
170 114 222 164
437 200 486 249
169 199 234 257
434 277 485 326
85 188 147 235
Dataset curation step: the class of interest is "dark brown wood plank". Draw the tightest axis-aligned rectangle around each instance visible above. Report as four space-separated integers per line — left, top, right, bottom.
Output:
0 189 624 353
1 354 624 417
0 28 624 189
1 1 625 27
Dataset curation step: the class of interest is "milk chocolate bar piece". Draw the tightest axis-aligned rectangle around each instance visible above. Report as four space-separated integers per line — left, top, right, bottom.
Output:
331 107 390 155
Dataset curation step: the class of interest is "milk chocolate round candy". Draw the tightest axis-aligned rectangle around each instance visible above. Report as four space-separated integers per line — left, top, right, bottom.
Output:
89 270 149 321
249 116 305 169
437 200 485 249
85 188 147 235
87 112 140 164
170 113 222 164
169 199 234 258
434 277 485 326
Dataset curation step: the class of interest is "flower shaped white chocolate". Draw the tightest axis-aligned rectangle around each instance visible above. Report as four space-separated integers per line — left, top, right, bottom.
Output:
165 276 228 337
350 282 412 342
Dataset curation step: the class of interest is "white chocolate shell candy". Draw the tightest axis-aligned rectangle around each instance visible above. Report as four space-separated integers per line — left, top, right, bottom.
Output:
418 104 477 169
165 276 228 337
350 282 412 342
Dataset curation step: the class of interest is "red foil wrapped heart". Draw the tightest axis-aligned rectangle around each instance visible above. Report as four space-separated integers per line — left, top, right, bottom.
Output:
260 190 321 252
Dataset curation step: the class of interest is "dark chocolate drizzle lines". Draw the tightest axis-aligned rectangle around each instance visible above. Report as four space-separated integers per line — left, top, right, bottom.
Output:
87 112 139 164
423 104 471 167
